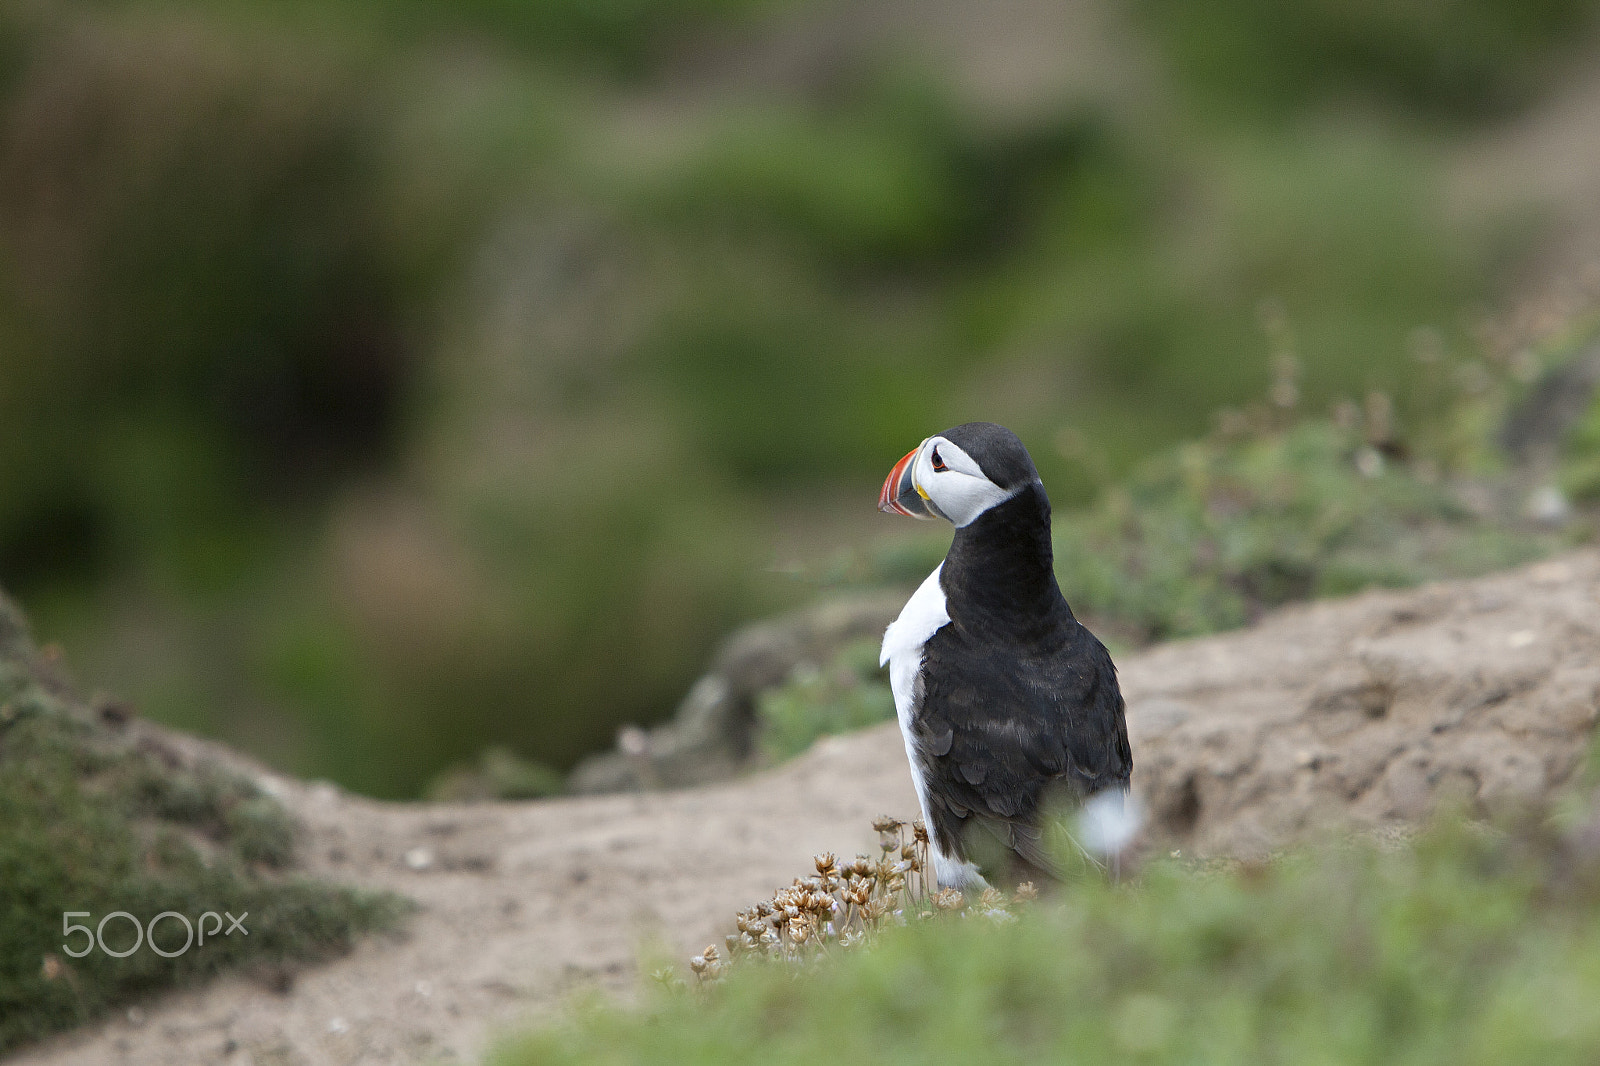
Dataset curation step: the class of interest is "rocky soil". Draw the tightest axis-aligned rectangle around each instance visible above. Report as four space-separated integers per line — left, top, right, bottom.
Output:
9 550 1599 1066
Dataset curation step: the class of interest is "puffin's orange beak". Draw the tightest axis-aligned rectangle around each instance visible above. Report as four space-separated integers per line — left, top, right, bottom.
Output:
879 443 934 518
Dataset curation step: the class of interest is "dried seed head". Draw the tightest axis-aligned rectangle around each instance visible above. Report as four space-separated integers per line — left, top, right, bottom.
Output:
703 944 720 963
887 875 906 893
689 955 707 973
815 852 838 875
913 820 929 844
1014 881 1039 902
980 888 1005 909
788 916 812 944
934 888 965 912
872 815 903 833
901 843 916 860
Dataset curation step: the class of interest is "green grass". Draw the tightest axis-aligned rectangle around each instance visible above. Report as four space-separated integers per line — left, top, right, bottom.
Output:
494 801 1600 1066
0 595 408 1054
1054 419 1573 644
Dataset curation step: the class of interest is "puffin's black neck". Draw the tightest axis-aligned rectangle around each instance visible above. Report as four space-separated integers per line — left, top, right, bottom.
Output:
939 482 1073 642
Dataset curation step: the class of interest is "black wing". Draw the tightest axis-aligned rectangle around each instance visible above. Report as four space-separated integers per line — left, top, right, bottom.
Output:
914 619 1131 879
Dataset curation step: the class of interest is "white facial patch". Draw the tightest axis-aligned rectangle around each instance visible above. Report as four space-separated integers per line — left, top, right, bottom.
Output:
913 438 1014 527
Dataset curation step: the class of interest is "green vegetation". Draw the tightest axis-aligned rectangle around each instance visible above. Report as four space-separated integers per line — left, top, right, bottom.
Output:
1141 0 1593 118
755 638 895 763
0 595 406 1054
495 799 1600 1066
1 0 1597 796
1052 418 1573 645
426 744 565 801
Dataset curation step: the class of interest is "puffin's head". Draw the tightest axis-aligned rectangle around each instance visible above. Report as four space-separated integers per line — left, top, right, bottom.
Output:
878 422 1041 527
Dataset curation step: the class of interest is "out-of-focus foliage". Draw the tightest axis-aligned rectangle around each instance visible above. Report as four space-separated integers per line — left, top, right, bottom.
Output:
425 744 564 801
1054 419 1572 646
0 0 1594 795
1140 0 1594 118
495 800 1600 1066
0 14 404 593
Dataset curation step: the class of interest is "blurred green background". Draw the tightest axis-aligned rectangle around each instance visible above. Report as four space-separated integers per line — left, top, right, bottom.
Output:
2 0 1597 797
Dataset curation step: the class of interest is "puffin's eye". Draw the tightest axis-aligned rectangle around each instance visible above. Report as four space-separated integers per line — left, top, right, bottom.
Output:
930 447 947 472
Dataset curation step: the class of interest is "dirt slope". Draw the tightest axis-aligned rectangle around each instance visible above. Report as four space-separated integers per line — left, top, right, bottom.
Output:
11 550 1600 1066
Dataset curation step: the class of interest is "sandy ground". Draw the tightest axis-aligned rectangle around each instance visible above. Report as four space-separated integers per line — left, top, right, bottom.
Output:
10 549 1600 1066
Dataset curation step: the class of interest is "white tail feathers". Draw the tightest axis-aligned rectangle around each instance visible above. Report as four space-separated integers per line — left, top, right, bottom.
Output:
1077 789 1144 861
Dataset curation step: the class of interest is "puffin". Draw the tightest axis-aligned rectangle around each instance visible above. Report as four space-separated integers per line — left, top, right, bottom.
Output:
877 422 1132 889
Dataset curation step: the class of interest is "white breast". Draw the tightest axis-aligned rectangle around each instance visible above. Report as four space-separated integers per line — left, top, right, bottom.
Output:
881 565 988 891
881 562 950 754
880 563 950 671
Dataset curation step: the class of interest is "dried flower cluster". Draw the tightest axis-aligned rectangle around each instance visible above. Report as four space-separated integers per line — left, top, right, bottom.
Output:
690 815 1036 985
